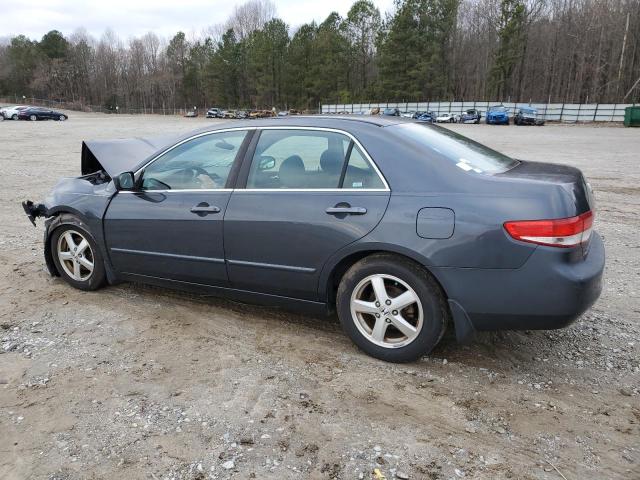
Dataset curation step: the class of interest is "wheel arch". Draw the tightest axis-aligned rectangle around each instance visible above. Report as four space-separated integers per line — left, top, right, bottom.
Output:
43 211 90 277
43 209 116 283
320 245 476 343
320 244 448 308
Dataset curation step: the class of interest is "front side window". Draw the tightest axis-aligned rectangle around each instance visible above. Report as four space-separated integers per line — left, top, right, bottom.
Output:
246 129 385 190
141 130 247 190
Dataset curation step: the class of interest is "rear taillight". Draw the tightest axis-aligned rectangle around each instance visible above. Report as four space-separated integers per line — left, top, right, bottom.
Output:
504 211 594 248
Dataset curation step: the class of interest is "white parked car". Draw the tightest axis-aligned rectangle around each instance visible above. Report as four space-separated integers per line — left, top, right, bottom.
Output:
436 113 458 123
1 105 28 120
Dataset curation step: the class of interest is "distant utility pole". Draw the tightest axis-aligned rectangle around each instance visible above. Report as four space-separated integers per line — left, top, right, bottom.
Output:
616 12 630 97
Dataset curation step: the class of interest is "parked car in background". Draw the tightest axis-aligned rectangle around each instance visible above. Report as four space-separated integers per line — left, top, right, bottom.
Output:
236 110 248 119
401 111 415 118
206 108 221 118
514 107 545 126
22 116 604 363
460 109 482 124
436 113 458 123
486 105 510 125
223 110 238 119
1 105 29 120
381 108 400 116
184 110 198 118
18 107 68 121
277 110 289 116
416 111 436 123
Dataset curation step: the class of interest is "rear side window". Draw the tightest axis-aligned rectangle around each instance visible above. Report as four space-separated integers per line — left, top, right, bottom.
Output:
245 129 385 190
392 123 518 174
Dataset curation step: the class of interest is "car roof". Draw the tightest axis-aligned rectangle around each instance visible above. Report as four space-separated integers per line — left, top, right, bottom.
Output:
193 115 411 133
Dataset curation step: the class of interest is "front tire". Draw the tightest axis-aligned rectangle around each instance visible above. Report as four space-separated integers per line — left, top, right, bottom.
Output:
30 115 37 121
12 114 18 120
58 115 67 121
336 254 448 362
50 221 106 291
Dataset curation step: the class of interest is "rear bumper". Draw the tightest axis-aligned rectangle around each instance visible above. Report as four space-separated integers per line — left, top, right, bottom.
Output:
434 232 605 332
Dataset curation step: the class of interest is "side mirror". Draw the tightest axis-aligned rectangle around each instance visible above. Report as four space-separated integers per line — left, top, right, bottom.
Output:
114 171 136 191
258 156 276 171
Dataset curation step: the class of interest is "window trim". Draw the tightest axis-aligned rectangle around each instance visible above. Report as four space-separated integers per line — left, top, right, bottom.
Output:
119 126 390 193
239 126 389 192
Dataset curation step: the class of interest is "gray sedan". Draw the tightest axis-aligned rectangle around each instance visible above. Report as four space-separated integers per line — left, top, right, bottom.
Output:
23 116 604 362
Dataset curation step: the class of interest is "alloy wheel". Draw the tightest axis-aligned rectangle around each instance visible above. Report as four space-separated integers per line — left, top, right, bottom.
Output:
30 115 37 121
350 274 423 348
57 230 94 281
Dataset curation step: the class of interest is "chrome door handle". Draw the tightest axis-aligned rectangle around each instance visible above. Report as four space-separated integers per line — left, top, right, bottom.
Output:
325 206 367 215
190 203 221 215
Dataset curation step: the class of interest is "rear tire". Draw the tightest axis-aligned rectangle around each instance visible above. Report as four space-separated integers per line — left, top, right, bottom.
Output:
30 115 37 121
50 219 106 291
336 254 448 362
12 114 18 120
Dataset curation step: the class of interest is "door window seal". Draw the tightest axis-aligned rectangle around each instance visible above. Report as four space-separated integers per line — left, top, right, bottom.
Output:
338 140 354 189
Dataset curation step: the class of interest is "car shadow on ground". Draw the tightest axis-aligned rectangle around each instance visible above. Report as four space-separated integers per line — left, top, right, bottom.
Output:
89 280 563 369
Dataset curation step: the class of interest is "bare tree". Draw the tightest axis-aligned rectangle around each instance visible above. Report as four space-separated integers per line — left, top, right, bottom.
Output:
225 0 277 39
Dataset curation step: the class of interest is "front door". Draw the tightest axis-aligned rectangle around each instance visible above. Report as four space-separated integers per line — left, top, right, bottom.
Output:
104 129 250 286
224 128 391 301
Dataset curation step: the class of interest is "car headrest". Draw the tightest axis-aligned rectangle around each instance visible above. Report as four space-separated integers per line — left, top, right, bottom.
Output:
320 149 343 176
279 155 305 187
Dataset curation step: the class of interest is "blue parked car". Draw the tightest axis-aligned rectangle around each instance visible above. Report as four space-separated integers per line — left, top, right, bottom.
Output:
486 105 510 125
460 109 482 124
416 111 435 123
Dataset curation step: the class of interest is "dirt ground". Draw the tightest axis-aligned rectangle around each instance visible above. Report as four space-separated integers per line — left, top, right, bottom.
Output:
0 113 638 480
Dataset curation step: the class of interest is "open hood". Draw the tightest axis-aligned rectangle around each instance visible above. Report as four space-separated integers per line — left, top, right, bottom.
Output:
81 136 177 177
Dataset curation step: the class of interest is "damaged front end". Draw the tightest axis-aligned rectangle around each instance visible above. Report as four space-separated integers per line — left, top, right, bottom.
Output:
22 200 47 226
21 134 177 277
21 171 112 226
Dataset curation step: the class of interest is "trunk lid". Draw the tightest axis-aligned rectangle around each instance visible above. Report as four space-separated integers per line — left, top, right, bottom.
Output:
499 160 594 215
499 160 595 255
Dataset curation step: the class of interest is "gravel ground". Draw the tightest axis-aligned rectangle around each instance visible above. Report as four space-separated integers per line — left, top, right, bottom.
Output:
0 113 638 480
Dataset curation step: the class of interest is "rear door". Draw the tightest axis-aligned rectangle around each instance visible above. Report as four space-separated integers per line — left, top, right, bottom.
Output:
104 129 251 286
223 127 391 301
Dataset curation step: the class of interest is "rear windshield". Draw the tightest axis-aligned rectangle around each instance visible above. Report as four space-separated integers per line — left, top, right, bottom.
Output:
390 123 518 174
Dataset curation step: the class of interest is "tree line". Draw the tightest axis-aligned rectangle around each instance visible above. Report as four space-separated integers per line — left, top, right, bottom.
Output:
0 0 638 112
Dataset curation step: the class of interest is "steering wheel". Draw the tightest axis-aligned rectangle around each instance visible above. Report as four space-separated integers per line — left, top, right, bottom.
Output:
190 166 222 183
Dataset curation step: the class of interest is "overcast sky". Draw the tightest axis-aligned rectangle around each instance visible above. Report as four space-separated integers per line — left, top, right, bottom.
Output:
2 0 395 40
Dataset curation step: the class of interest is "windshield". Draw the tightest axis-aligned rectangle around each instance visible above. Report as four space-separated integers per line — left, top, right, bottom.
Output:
390 123 518 174
489 106 507 112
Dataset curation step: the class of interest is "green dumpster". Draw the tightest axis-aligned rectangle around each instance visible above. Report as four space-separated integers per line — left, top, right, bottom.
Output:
624 106 640 127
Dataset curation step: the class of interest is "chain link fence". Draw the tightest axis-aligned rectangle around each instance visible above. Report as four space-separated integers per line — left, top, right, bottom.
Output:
321 101 637 122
